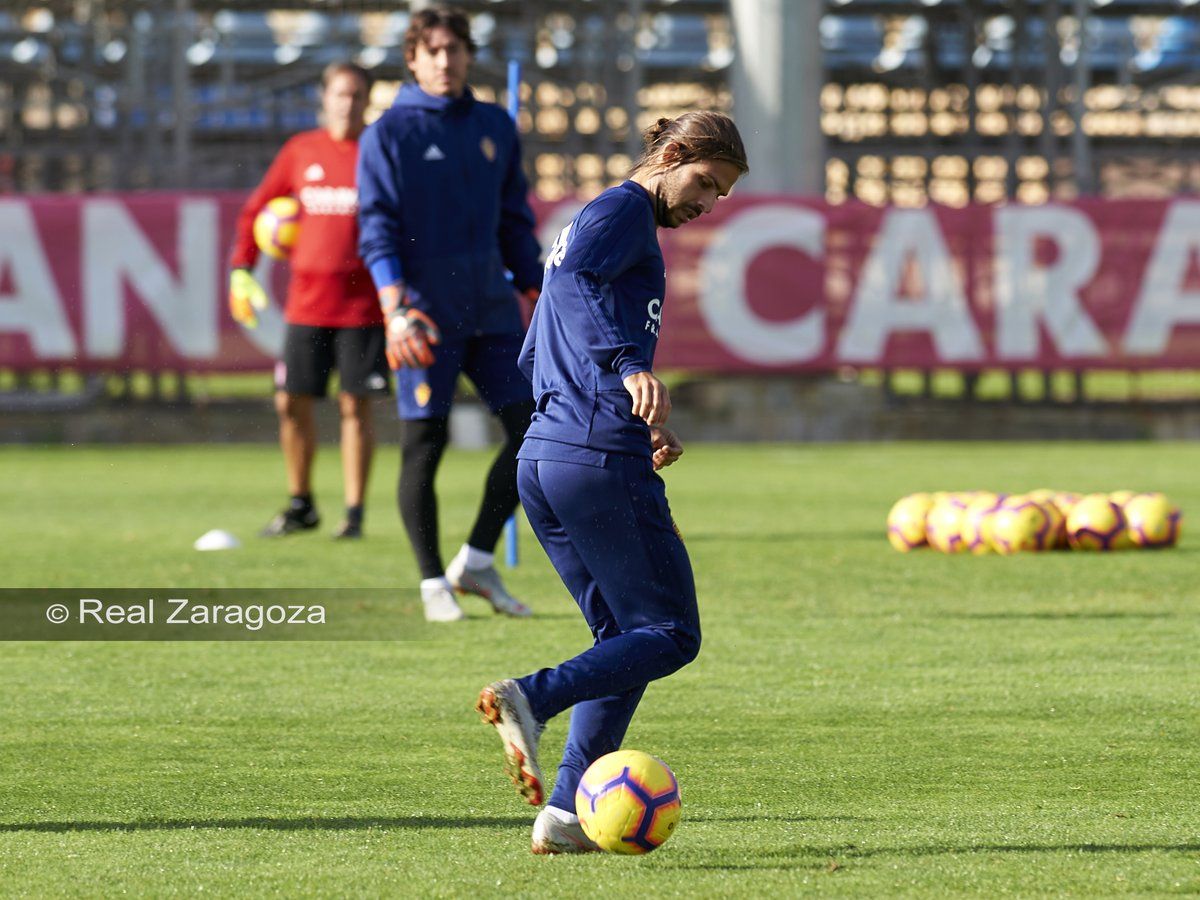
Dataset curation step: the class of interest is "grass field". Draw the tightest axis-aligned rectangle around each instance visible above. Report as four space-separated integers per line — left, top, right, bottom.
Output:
1 442 1198 897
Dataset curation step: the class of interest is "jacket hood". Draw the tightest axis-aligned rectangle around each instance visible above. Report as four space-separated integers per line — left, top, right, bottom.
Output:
393 82 476 114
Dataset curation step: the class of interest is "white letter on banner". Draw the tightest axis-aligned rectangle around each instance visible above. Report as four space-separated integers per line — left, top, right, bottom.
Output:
994 206 1107 359
0 200 76 357
697 205 825 364
837 208 983 362
1124 201 1200 355
83 199 218 359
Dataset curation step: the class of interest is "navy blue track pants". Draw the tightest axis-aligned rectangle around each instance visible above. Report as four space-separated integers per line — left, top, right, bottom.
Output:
515 454 700 812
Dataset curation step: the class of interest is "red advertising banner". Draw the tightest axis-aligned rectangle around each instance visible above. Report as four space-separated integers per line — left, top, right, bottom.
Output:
3 192 1200 372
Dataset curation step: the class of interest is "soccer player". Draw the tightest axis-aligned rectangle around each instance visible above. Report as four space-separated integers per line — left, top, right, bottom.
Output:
229 62 387 540
356 6 542 622
475 112 748 853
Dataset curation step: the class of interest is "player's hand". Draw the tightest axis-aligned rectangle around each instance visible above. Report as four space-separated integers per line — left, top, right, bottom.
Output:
649 426 683 471
623 370 670 426
229 268 269 329
385 307 441 369
379 282 441 368
522 287 540 308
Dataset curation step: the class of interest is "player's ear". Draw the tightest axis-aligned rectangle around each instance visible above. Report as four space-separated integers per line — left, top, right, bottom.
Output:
659 141 684 166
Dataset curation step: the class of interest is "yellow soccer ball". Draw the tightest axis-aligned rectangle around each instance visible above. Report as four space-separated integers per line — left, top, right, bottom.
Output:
925 497 969 554
576 750 681 854
1108 491 1141 549
887 493 934 552
961 492 1006 555
1026 489 1058 506
1024 490 1070 548
253 196 301 260
1053 491 1082 519
1066 493 1126 551
988 496 1052 554
1123 493 1182 548
1039 498 1067 549
1109 489 1137 508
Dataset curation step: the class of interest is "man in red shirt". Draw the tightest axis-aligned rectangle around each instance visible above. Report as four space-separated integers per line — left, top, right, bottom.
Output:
229 62 387 539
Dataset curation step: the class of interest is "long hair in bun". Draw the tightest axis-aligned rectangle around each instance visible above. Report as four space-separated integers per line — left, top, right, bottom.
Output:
631 111 749 176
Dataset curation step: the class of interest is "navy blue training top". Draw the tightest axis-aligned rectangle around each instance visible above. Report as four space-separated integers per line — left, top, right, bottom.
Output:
518 181 666 460
356 84 542 339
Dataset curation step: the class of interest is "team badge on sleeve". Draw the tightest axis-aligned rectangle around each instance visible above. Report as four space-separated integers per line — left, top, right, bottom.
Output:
415 382 432 408
480 136 497 162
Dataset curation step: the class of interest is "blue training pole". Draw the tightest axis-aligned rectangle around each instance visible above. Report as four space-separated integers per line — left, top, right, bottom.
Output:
503 58 522 570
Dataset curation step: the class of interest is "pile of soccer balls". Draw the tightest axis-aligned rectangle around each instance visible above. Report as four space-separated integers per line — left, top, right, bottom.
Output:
888 490 1182 554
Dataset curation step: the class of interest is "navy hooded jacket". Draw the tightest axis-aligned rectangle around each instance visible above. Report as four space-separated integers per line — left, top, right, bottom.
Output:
356 83 542 338
517 181 665 459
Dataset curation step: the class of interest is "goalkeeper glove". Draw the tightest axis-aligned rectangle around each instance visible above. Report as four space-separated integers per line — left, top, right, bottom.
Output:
229 268 269 329
380 283 441 369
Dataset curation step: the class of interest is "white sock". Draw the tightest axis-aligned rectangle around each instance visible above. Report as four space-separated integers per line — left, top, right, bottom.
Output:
458 544 495 571
420 576 452 596
543 805 578 824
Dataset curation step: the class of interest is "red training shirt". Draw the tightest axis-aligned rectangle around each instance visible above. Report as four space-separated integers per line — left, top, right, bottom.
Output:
230 129 381 328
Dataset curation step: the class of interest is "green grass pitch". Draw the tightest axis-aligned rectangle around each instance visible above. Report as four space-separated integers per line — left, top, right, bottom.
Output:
1 442 1198 897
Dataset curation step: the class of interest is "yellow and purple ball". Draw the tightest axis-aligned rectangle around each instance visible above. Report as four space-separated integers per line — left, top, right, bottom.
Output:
1108 492 1142 549
576 750 681 854
925 496 969 554
1066 493 1127 551
1039 498 1067 549
887 493 935 552
253 196 301 260
1053 491 1082 519
1108 489 1137 508
1123 493 1182 548
961 492 1007 555
989 496 1053 554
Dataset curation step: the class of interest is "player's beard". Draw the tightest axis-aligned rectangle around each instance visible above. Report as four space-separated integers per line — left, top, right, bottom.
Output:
651 174 700 229
651 186 672 229
652 189 695 229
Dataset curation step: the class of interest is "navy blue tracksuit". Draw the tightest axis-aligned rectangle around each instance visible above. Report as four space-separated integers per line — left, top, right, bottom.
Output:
356 83 542 419
514 181 700 813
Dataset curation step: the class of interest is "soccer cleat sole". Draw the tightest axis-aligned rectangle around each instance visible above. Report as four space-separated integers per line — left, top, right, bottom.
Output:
531 841 601 856
530 833 601 855
476 687 544 806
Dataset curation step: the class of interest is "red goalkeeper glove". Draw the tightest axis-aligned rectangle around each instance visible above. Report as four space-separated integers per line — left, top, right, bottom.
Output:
380 283 441 369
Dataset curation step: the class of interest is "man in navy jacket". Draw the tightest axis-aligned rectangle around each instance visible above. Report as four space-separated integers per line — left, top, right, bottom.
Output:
357 5 542 622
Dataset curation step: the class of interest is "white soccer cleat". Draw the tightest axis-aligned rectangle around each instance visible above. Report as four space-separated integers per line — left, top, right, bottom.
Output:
446 557 532 617
531 807 601 855
476 679 545 806
421 580 465 623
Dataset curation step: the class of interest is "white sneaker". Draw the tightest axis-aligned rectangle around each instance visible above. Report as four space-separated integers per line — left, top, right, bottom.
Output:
531 807 600 855
476 679 545 806
421 579 465 623
446 556 532 617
